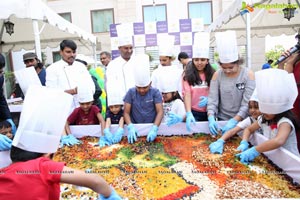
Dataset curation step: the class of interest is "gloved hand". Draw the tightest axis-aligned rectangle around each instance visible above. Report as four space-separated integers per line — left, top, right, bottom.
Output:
209 139 225 154
221 118 238 135
104 128 113 143
112 127 124 143
198 96 208 108
6 119 16 135
147 125 158 142
236 140 249 152
97 187 122 200
60 135 81 147
127 123 139 144
0 134 12 151
98 136 111 147
166 112 183 126
186 111 196 132
236 146 260 165
208 115 219 136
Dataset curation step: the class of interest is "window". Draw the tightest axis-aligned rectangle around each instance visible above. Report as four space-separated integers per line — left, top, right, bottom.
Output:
143 4 167 22
91 9 114 33
58 12 72 22
188 2 212 24
52 52 61 62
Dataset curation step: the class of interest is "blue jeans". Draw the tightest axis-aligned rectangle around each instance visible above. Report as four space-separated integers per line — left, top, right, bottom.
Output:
192 110 208 122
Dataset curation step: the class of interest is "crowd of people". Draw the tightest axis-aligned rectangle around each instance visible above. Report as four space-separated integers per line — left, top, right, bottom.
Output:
0 27 299 199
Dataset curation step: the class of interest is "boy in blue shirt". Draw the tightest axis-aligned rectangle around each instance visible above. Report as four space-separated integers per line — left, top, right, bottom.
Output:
123 54 163 144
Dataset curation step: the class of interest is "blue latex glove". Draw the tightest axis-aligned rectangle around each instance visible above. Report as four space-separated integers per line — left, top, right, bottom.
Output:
104 128 113 143
98 188 122 200
166 112 183 126
6 119 16 135
209 139 225 154
60 135 81 147
186 112 196 132
127 123 139 144
221 118 238 135
0 134 12 151
236 140 249 152
98 136 111 147
112 127 124 143
236 146 260 165
198 96 208 108
208 115 219 136
147 125 158 142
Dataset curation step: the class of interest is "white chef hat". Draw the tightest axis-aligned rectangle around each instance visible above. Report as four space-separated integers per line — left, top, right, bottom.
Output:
12 85 73 153
14 67 42 96
107 88 124 107
249 89 258 102
159 72 178 93
116 23 133 47
133 54 151 87
77 85 94 103
158 35 175 57
192 32 210 59
255 69 298 114
216 30 239 63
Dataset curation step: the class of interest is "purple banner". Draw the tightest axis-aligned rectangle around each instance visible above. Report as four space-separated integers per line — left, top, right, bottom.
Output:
156 21 168 33
110 24 118 37
133 22 145 35
146 34 157 46
169 32 180 45
111 50 120 60
179 19 192 32
180 46 193 58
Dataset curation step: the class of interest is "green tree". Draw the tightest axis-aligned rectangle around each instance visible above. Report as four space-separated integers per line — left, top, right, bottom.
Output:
265 45 285 67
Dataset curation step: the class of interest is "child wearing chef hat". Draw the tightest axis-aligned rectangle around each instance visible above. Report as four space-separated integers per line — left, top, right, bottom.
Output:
64 81 105 147
0 85 121 200
207 30 255 136
236 69 300 164
123 54 164 144
209 89 262 154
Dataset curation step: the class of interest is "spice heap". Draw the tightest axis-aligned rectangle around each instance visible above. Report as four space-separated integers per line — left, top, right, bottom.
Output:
54 134 300 199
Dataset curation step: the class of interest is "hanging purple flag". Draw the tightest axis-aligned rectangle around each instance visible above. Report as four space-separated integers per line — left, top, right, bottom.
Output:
179 19 192 32
133 22 145 35
146 34 157 46
156 21 168 33
110 24 118 37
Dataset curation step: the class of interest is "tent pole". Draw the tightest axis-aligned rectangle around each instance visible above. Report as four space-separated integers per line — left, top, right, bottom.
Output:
246 12 251 69
93 43 97 68
32 20 42 61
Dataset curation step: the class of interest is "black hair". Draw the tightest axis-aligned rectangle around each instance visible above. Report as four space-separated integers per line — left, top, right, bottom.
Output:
0 120 11 129
183 59 215 87
10 146 44 162
164 91 183 103
178 52 189 61
261 110 300 131
267 59 273 64
75 59 88 66
60 40 77 51
0 54 5 68
100 51 111 59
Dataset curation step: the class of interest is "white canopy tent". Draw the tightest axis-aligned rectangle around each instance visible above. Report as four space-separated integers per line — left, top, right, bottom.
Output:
207 0 300 68
0 0 97 60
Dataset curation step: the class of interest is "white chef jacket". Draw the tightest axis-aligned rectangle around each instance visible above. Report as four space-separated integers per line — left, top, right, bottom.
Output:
46 59 95 109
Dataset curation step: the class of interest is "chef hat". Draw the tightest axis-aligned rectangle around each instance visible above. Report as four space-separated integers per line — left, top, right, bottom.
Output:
159 72 178 93
216 30 238 63
192 32 210 59
77 85 94 103
12 85 73 153
107 88 124 106
116 23 133 47
158 35 175 57
249 89 258 102
133 54 151 87
255 69 298 114
14 67 42 96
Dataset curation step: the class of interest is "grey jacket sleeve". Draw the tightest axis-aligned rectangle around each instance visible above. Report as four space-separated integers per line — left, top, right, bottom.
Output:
237 79 255 119
207 79 219 117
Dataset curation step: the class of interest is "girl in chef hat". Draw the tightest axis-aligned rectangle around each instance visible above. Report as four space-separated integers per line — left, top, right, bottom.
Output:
209 89 262 154
0 86 121 199
236 69 300 164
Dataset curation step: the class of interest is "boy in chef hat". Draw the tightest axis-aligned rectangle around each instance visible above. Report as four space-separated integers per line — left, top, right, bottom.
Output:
123 54 164 144
209 89 262 154
64 81 105 146
103 87 125 145
236 69 300 164
182 32 215 132
207 30 255 136
0 85 121 200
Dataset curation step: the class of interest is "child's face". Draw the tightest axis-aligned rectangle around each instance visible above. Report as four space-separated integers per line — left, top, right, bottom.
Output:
79 102 93 113
159 56 172 66
262 113 276 121
162 92 173 102
109 105 122 115
248 101 261 119
193 58 208 72
0 127 13 139
136 84 150 96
